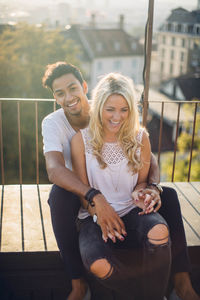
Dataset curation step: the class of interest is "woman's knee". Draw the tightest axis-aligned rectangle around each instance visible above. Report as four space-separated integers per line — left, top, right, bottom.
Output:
147 224 169 245
90 259 113 279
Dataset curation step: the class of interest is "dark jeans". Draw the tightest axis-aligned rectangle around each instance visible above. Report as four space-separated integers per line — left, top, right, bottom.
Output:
78 209 171 300
48 185 190 279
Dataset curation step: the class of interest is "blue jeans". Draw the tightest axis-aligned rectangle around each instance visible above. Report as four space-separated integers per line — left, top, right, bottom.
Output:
78 208 171 300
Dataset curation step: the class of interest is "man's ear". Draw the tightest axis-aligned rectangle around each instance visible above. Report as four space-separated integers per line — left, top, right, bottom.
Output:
82 81 88 94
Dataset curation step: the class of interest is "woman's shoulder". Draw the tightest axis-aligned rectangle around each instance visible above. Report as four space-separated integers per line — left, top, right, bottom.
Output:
136 127 148 142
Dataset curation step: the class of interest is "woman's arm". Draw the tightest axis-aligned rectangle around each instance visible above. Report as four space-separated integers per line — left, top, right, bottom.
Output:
71 132 126 242
136 130 151 188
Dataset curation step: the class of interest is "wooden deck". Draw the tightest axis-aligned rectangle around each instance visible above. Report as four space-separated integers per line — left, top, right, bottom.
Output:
0 182 200 299
0 182 200 252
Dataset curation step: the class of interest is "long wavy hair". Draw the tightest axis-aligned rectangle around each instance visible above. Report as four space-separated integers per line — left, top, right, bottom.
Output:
89 72 143 173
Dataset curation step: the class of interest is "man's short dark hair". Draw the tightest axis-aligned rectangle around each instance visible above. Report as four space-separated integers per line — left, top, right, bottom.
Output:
42 61 84 90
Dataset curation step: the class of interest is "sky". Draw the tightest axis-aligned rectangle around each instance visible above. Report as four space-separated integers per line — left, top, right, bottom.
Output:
0 0 198 29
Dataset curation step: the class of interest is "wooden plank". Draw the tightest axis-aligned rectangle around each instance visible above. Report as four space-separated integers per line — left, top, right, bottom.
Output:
38 185 58 251
191 182 200 194
175 182 200 212
162 182 200 246
22 185 45 252
1 185 22 252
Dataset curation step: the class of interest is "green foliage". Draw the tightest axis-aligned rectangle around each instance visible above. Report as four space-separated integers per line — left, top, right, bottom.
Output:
162 103 200 182
0 22 81 98
0 23 81 184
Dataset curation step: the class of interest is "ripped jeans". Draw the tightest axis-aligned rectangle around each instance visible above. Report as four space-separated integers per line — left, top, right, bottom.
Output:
78 207 171 300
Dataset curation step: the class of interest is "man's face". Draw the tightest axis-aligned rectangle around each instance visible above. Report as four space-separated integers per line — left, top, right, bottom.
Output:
52 73 88 117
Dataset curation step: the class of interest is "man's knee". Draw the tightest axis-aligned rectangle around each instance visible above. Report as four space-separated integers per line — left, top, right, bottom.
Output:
148 224 169 245
90 259 113 279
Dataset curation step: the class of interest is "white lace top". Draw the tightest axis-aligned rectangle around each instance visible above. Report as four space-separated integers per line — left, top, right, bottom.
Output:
78 127 144 219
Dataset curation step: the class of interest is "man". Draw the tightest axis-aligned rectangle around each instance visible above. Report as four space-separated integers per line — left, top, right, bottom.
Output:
42 61 199 300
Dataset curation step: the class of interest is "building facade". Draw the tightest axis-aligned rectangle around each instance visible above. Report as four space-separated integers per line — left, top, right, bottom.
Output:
157 7 200 82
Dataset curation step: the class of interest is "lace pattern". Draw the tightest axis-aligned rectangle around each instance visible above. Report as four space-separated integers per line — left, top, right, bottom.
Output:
81 127 144 166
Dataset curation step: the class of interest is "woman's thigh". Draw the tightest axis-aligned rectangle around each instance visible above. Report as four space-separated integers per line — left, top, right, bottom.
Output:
121 208 169 248
79 217 113 271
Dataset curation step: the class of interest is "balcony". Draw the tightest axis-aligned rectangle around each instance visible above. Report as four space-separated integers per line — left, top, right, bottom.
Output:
0 97 200 299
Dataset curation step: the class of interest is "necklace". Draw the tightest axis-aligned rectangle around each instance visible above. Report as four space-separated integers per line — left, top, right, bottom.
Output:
107 163 122 192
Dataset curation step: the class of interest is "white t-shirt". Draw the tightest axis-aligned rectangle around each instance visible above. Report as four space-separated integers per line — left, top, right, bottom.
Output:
42 108 76 170
78 127 144 219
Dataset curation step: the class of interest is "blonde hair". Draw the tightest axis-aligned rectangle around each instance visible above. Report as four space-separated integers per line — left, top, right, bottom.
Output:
89 72 142 173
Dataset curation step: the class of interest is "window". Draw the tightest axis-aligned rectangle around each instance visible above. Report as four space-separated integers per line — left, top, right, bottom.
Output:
114 42 120 51
177 24 182 33
170 63 173 75
96 42 102 52
180 52 184 62
167 23 172 31
161 48 165 58
162 36 166 44
171 50 174 60
171 37 175 46
131 42 137 50
180 65 183 74
160 61 164 73
97 61 102 71
113 60 121 70
182 38 185 48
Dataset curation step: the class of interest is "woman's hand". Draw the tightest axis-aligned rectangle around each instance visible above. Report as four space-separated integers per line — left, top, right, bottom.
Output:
132 188 161 215
93 194 127 243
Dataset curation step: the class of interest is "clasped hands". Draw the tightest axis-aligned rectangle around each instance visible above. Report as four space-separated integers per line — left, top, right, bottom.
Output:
91 187 161 243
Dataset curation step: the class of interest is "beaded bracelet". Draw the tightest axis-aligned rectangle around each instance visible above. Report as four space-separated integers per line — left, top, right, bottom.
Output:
85 188 101 207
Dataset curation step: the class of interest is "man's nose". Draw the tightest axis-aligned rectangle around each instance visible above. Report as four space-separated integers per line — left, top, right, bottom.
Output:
65 92 73 102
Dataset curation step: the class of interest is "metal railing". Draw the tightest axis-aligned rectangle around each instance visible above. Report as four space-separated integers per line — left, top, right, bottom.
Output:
0 98 199 185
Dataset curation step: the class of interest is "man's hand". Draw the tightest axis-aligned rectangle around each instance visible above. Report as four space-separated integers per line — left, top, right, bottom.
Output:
93 194 127 243
132 188 161 215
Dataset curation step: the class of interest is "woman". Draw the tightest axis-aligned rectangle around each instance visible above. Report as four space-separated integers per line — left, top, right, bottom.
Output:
71 73 171 300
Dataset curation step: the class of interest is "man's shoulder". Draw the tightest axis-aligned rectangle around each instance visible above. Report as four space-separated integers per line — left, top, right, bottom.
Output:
43 108 64 122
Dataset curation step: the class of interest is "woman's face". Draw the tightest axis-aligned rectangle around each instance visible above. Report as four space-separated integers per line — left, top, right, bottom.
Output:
102 94 129 138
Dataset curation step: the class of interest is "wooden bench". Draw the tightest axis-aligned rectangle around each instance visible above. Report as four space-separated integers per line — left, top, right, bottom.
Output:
0 182 200 299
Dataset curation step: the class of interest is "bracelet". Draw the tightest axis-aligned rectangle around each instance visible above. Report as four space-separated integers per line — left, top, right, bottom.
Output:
85 188 101 207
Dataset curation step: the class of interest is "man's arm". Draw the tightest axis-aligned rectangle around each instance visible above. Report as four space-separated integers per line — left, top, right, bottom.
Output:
148 153 160 184
45 151 90 197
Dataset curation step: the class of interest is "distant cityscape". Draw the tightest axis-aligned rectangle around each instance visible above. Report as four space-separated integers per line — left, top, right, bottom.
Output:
0 0 198 31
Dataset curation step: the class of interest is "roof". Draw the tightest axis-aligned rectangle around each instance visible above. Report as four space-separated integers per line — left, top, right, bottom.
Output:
176 73 200 100
166 7 200 24
135 85 193 125
62 25 143 60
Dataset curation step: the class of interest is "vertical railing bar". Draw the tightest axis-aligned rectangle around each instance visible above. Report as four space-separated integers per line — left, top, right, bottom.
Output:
142 0 154 127
37 185 47 251
0 102 5 185
17 102 24 251
53 101 56 112
171 103 181 182
157 102 164 166
35 101 47 250
0 185 4 251
187 103 198 182
35 102 39 185
17 102 23 185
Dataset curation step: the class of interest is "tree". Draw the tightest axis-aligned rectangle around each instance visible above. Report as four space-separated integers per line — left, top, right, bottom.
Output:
0 23 81 184
0 22 81 98
162 103 200 181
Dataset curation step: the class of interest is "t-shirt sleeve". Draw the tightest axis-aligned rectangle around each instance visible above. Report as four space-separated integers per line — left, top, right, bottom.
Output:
42 117 63 154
